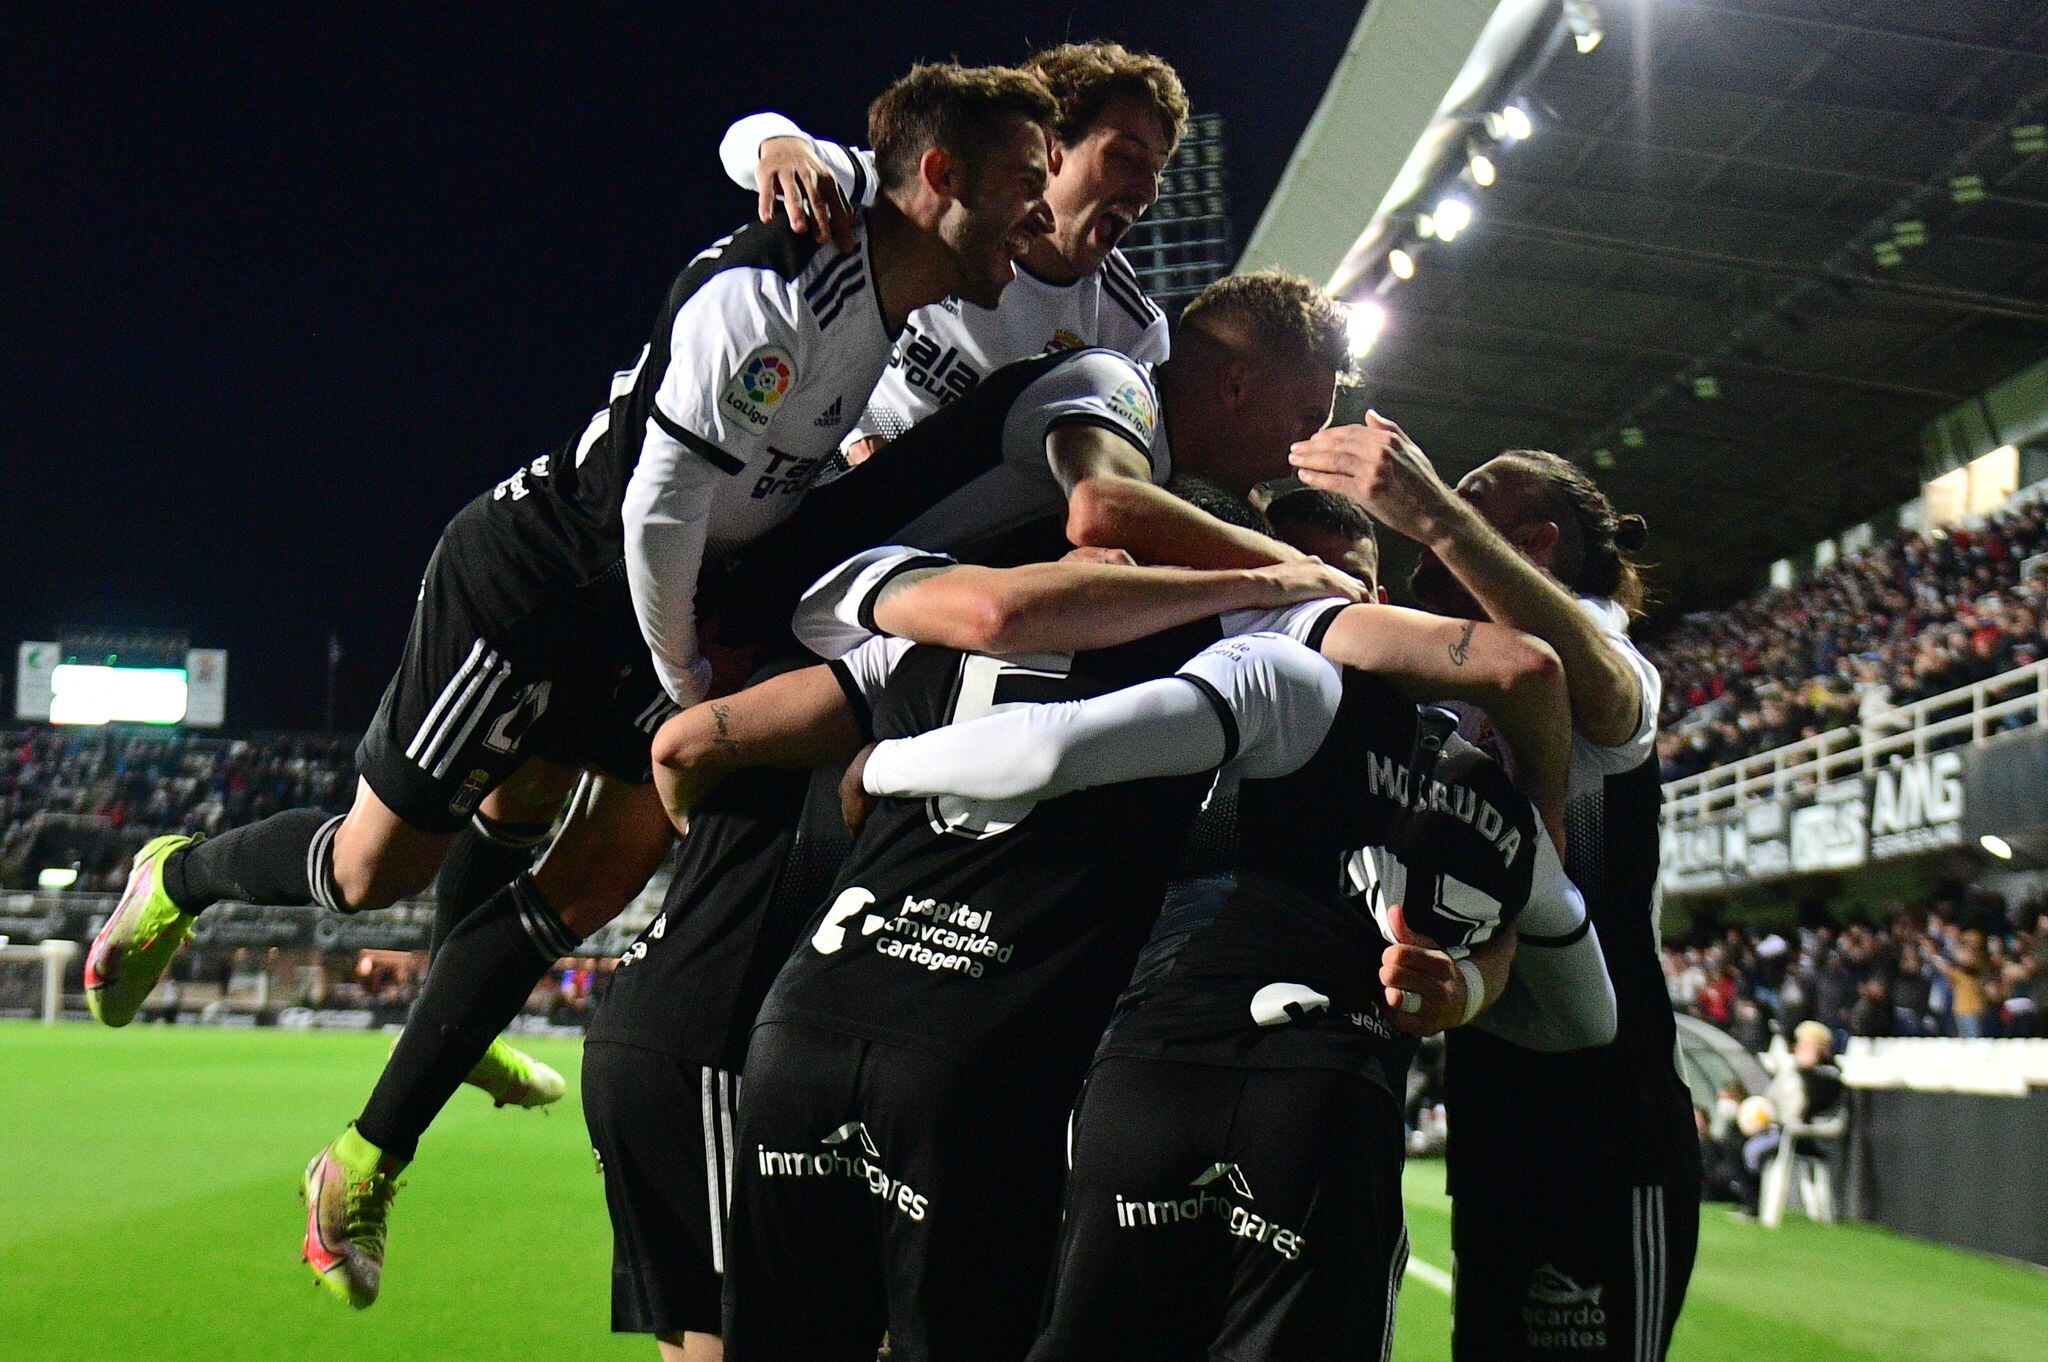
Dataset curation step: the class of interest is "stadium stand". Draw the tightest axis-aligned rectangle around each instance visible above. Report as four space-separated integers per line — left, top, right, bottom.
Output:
1648 499 2048 780
1664 893 2048 1045
0 728 355 891
1649 499 2048 779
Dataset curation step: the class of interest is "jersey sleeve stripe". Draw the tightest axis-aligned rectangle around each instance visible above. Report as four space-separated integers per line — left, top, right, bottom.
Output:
803 251 862 308
1100 272 1160 330
1045 411 1150 461
650 406 746 476
849 155 869 211
1175 672 1240 767
827 657 875 741
1303 601 1351 653
854 554 957 635
815 275 868 331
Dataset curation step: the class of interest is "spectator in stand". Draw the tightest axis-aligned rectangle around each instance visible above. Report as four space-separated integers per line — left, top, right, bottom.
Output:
1663 886 2046 1044
0 728 356 891
1649 498 2048 779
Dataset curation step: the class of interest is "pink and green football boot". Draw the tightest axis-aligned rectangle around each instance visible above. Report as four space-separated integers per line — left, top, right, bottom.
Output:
301 1126 406 1309
84 834 198 1026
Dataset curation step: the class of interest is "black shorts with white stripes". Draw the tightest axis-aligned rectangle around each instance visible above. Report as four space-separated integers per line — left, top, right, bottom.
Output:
723 1020 1075 1362
355 498 676 834
1450 1178 1699 1362
582 1040 738 1337
1031 1054 1409 1362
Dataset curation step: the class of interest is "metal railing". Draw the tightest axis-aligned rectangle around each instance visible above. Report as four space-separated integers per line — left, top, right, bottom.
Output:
1661 657 2048 822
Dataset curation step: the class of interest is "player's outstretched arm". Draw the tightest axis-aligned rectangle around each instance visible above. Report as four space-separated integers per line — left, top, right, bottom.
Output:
1318 604 1571 844
1472 829 1617 1050
1290 412 1645 747
719 111 870 248
860 633 1342 805
1050 424 1309 570
869 558 1365 656
650 665 862 835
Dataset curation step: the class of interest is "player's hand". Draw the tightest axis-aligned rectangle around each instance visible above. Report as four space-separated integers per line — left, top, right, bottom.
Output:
1247 557 1370 606
1379 903 1469 1037
1289 411 1466 549
1062 546 1137 566
757 136 856 251
839 742 880 835
842 434 889 468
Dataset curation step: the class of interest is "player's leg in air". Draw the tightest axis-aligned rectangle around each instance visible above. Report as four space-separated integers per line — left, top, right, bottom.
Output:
303 769 675 1308
421 760 580 1109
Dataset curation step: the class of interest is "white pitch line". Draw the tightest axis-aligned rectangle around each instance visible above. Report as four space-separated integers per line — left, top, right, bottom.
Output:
1406 1256 1454 1294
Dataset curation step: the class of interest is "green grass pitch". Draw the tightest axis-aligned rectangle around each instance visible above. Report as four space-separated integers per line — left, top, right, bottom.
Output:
4 1024 2045 1360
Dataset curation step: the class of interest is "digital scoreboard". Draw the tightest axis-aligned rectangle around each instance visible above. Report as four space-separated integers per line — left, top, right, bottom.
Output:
14 630 226 728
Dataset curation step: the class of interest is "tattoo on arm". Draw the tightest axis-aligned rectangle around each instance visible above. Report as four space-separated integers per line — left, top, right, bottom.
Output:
709 704 741 757
1449 620 1476 667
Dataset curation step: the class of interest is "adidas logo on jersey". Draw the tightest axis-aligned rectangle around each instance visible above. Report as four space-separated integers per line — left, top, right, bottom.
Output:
814 396 843 427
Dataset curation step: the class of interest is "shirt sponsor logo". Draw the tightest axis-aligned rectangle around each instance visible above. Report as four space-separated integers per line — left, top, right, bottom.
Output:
1108 379 1156 435
1522 1265 1608 1351
723 347 796 428
750 447 822 500
808 886 1013 978
893 322 979 405
1113 1162 1305 1260
490 453 553 502
755 1119 929 1221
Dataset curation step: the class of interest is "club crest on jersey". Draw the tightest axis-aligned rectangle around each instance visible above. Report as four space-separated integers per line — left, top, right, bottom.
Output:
723 346 795 428
1109 379 1156 435
1046 328 1085 353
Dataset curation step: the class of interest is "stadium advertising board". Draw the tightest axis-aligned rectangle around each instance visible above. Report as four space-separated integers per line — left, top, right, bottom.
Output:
1661 751 1965 895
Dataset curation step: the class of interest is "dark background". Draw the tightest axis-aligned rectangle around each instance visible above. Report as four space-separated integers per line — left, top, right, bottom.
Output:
2 1 1361 730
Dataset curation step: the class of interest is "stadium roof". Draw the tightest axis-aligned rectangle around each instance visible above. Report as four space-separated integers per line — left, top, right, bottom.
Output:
1243 0 2048 617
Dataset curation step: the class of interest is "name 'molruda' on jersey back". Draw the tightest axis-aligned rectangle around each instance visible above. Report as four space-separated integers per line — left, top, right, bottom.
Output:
470 215 892 596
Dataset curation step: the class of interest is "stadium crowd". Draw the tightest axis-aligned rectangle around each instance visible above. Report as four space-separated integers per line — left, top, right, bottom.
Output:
0 728 355 891
1649 498 2048 781
1664 889 2048 1044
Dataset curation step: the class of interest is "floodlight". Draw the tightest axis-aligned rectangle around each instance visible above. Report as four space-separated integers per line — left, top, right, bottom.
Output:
1347 301 1387 357
1433 197 1473 240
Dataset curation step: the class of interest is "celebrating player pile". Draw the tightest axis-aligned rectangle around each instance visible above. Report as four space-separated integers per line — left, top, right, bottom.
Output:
78 34 1690 1362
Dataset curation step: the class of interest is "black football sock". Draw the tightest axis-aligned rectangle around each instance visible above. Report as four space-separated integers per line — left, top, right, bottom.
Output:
161 808 342 915
355 873 579 1160
428 814 552 958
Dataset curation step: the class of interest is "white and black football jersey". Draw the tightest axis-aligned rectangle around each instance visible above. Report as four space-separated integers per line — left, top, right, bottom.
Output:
480 214 895 706
704 346 1168 639
747 549 1337 1071
1443 596 1696 1191
721 112 1169 444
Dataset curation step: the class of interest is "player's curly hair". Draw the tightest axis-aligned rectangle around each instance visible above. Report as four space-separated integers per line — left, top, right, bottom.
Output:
1025 41 1190 153
1497 448 1652 617
1179 271 1351 376
868 63 1058 191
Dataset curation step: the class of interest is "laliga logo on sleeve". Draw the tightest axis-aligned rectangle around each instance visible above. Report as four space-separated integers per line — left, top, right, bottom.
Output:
1108 379 1155 435
723 346 796 428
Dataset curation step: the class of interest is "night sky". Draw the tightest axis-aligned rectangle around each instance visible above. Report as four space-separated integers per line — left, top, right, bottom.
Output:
3 2 1362 731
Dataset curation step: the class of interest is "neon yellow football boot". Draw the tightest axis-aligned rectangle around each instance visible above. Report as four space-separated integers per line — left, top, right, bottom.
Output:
464 1036 566 1109
84 834 198 1026
301 1125 405 1309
